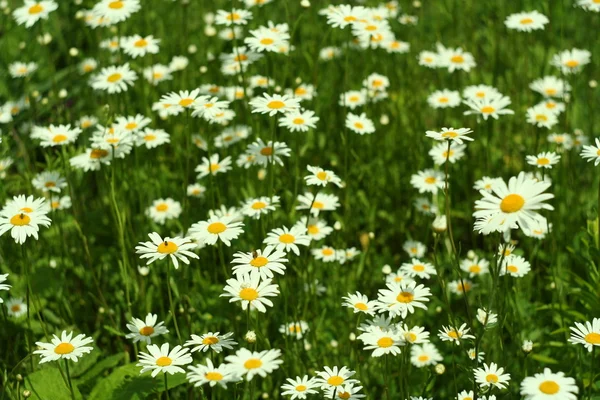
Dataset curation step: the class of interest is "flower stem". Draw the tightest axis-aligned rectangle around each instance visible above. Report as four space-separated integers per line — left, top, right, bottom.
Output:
64 359 75 400
164 372 170 400
166 262 182 344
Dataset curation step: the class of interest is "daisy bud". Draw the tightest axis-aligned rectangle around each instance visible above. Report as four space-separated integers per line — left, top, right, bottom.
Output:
380 114 390 125
330 340 338 348
301 0 310 7
349 332 356 341
74 0 82 4
304 341 312 351
15 374 22 381
43 33 52 44
432 215 447 233
550 282 556 289
261 393 269 399
138 266 149 276
178 307 184 314
204 25 217 37
359 232 370 249
188 44 197 54
434 363 445 374
69 48 79 57
58 89 68 99
75 10 84 19
207 52 215 62
590 80 597 88
49 259 57 268
245 330 257 343
413 0 422 8
19 42 25 49
275 85 282 93
435 306 442 313
200 66 208 73
382 264 392 274
257 168 267 180
333 221 342 230
574 128 583 136
23 390 31 398
368 231 375 239
295 77 302 84
98 307 105 314
467 250 476 260
41 98 48 105
0 1 8 8
522 340 533 353
204 12 215 24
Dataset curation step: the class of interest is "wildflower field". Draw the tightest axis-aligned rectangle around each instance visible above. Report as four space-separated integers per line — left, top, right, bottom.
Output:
1 0 600 399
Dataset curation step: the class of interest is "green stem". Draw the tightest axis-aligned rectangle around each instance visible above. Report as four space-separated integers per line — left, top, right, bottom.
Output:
64 359 75 400
164 372 170 400
166 263 183 344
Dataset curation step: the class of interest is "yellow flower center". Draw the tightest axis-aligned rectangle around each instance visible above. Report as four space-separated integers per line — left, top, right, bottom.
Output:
448 330 461 339
10 213 31 226
53 134 68 143
406 332 417 343
144 134 156 141
322 248 334 256
308 225 319 235
156 356 172 367
202 336 219 345
344 15 357 22
396 291 414 303
11 304 21 312
295 87 307 95
239 288 259 301
354 302 368 311
29 4 44 14
108 1 124 9
312 201 324 209
106 138 120 144
279 233 295 244
107 73 122 83
545 88 557 95
207 222 227 234
481 106 495 114
153 72 163 79
209 163 220 172
425 176 436 184
155 204 168 212
205 372 223 381
418 355 429 362
260 147 273 156
90 149 109 159
327 376 344 386
21 207 33 213
338 392 351 400
537 157 550 165
377 337 394 348
500 194 525 213
179 98 193 107
316 171 328 180
226 12 241 21
45 181 56 188
296 385 307 392
157 241 179 254
565 60 579 68
442 131 458 138
134 39 148 48
54 343 75 355
125 122 138 130
469 265 481 274
354 122 364 129
520 18 533 24
486 374 499 383
243 358 262 369
84 65 95 73
293 118 305 125
536 114 548 122
139 326 155 336
584 332 600 344
260 38 274 45
250 256 268 268
476 91 485 98
251 201 267 210
413 264 425 272
451 55 464 63
438 97 449 103
267 100 285 109
539 381 560 394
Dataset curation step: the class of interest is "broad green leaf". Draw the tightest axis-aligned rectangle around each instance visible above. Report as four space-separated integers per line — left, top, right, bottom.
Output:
23 366 83 400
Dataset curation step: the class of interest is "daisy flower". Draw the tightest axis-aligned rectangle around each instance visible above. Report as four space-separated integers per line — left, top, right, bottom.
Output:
225 348 282 381
504 11 549 31
79 115 98 129
357 328 403 357
6 298 27 318
550 48 591 74
428 89 461 109
250 93 301 116
530 76 571 98
410 169 445 194
48 196 72 212
296 192 340 216
279 321 310 340
294 217 333 241
158 89 203 115
448 279 475 295
526 105 558 129
577 0 600 11
69 148 112 171
425 127 474 145
263 225 310 256
185 332 237 353
125 313 169 344
244 26 290 53
36 124 82 147
187 358 238 388
337 248 360 265
115 114 151 133
191 96 231 122
34 331 94 364
438 323 475 345
0 274 12 303
136 128 170 149
400 259 437 279
414 197 438 215
325 4 367 28
463 94 514 120
375 281 432 318
315 366 358 391
460 256 490 277
215 8 252 26
476 308 498 326
304 165 342 188
526 151 561 169
290 83 316 100
92 0 141 24
339 90 368 110
437 45 477 72
13 1 58 28
246 139 291 166
429 142 467 165
240 196 279 220
342 292 377 316
121 34 160 58
463 85 501 101
146 198 181 225
32 171 66 193
403 240 427 258
195 154 233 179
398 324 430 344
189 216 244 247
0 195 52 244
281 376 320 399
473 172 554 233
135 232 199 269
536 99 565 114
568 318 600 352
231 246 287 279
520 368 578 399
410 343 443 367
474 362 511 389
474 176 502 193
91 64 137 93
311 246 337 262
419 51 439 68
143 64 172 85
580 138 600 166
137 343 192 377
279 109 319 133
345 112 375 135
522 215 551 239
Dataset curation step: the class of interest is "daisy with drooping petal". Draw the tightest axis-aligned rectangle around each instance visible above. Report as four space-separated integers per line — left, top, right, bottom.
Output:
121 34 160 58
0 195 52 245
185 332 237 353
526 152 561 169
281 376 320 399
520 368 578 399
189 215 244 247
135 232 199 269
315 366 359 391
522 215 551 239
146 199 181 225
92 0 141 24
137 343 193 378
263 225 310 256
474 362 511 389
375 280 432 318
410 343 443 367
91 64 137 93
304 165 343 188
410 169 445 194
550 48 591 74
13 1 58 28
463 94 514 120
580 138 600 166
345 113 376 135
225 348 282 381
231 246 287 279
427 89 461 109
568 318 600 352
425 127 473 145
125 313 169 344
195 154 233 179
438 323 475 345
400 259 437 279
250 93 301 116
296 192 340 216
246 139 291 167
504 11 549 31
32 171 67 193
187 358 238 388
279 109 319 133
34 331 94 364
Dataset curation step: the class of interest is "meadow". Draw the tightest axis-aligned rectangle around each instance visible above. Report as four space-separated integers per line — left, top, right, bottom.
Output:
0 0 599 399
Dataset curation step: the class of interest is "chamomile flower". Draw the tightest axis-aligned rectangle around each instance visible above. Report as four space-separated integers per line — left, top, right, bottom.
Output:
158 89 203 115
403 240 427 258
189 215 244 247
290 84 316 101
410 169 445 194
135 232 198 269
115 114 151 133
69 148 112 171
32 171 66 193
325 383 365 399
121 34 160 58
36 124 82 147
263 225 310 256
426 127 474 145
398 324 430 344
464 94 514 120
279 109 319 133
296 192 340 216
34 331 94 364
6 298 27 318
463 85 501 101
448 279 475 295
357 328 403 357
137 343 192 377
304 165 343 188
185 332 237 353
526 152 561 169
522 215 551 239
250 93 301 116
187 358 238 388
530 76 571 98
474 176 502 193
505 11 549 31
225 348 282 381
245 26 290 53
346 113 376 135
460 256 490 277
337 248 361 265
91 64 137 93
312 245 337 262
143 64 172 85
215 9 252 26
400 259 436 279
342 292 377 316
136 128 170 149
536 99 565 114
191 96 230 122
279 321 310 340
419 51 439 68
340 90 368 109
580 138 600 166
414 197 438 215
410 343 442 367
0 275 11 303
231 246 288 279
526 105 559 129
577 0 600 11
246 139 291 166
474 362 511 389
429 142 467 165
92 0 141 24
437 45 477 72
125 313 169 344
240 196 279 220
146 198 181 225
375 280 432 318
315 366 359 391
550 48 591 74
0 195 52 245
48 196 71 211
195 154 233 179
281 376 320 399
13 1 58 28
79 116 98 130
325 5 368 28
294 217 333 241
520 368 578 399
568 318 600 352
438 323 475 345
428 89 461 108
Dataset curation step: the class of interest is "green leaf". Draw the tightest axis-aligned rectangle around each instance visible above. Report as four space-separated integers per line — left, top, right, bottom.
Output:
103 324 126 337
88 363 187 400
23 367 83 400
530 354 559 364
